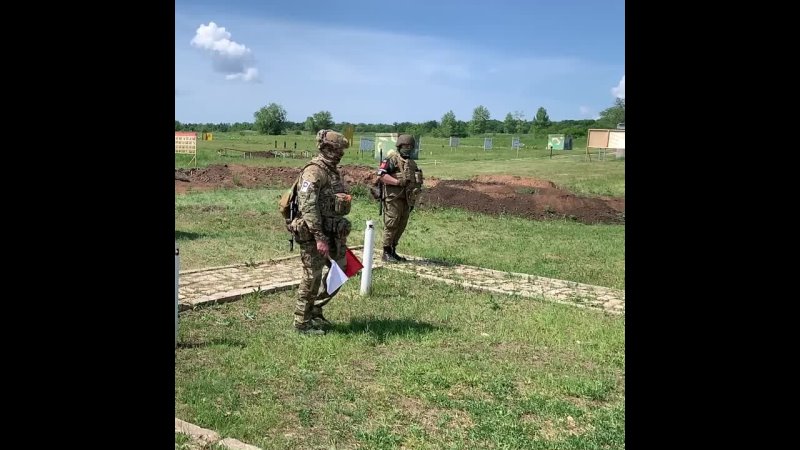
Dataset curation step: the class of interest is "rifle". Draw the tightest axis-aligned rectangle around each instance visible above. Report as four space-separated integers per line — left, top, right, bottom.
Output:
378 180 384 216
288 201 295 251
378 148 385 216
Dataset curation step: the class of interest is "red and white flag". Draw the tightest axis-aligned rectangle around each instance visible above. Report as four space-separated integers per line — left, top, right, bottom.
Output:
326 247 364 294
344 247 364 277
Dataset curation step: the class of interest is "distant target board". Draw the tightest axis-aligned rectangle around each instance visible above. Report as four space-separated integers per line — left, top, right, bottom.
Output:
175 132 197 166
587 129 625 149
359 137 374 153
449 136 460 148
586 128 625 160
547 134 565 150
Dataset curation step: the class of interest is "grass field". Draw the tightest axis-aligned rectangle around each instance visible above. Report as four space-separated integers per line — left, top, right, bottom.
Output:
175 130 625 449
176 132 624 197
176 271 625 449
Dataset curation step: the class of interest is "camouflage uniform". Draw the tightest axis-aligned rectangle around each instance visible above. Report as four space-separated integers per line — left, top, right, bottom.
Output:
378 134 423 262
288 130 351 334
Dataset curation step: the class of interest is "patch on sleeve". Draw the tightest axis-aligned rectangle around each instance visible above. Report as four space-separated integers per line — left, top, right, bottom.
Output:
299 180 312 193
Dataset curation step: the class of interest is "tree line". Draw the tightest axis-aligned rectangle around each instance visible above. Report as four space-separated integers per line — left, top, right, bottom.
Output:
176 98 625 138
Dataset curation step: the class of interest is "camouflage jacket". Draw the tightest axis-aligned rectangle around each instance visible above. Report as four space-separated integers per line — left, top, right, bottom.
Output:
379 151 423 205
296 156 351 242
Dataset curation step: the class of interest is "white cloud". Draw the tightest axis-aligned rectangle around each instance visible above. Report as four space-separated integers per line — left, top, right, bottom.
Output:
226 67 259 82
611 75 625 99
191 22 259 82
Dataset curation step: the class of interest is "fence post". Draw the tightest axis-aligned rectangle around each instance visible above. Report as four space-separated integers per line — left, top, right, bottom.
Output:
360 221 375 295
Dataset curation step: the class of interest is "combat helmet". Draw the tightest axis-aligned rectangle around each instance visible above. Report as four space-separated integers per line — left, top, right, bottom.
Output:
396 134 415 157
396 134 415 148
315 129 349 150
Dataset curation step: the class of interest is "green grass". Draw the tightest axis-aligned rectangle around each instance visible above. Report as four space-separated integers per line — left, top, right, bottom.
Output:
175 433 190 448
175 137 624 448
175 432 228 449
176 189 624 289
176 132 624 197
176 270 625 450
419 157 624 197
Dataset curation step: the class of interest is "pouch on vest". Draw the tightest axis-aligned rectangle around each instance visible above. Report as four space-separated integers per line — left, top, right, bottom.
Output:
334 193 352 216
414 169 424 186
290 217 313 242
402 163 414 186
335 217 352 239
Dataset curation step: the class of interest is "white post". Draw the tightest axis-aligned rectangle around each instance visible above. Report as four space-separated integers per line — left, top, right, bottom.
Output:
360 220 375 295
175 242 179 349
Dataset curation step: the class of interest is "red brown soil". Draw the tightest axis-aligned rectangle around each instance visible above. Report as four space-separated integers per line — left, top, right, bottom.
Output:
175 164 624 225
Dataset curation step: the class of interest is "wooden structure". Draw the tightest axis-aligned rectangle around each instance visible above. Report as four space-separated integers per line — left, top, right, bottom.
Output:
586 128 625 161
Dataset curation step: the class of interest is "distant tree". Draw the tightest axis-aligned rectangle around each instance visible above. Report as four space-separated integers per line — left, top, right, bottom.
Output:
470 105 491 134
304 116 316 133
453 120 469 138
514 111 527 134
422 120 439 133
440 110 457 137
596 98 625 129
303 111 334 133
503 111 526 134
253 103 287 135
503 113 515 134
313 111 334 130
531 106 551 135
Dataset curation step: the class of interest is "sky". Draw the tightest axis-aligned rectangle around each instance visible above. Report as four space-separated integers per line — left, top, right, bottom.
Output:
175 0 625 125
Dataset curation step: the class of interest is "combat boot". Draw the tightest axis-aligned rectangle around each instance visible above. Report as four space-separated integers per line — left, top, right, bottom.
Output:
311 309 333 328
382 246 400 262
311 316 332 328
294 324 325 335
391 245 407 262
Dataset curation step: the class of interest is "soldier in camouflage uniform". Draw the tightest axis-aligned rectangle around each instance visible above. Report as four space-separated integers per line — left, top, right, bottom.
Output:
287 129 352 335
377 134 423 262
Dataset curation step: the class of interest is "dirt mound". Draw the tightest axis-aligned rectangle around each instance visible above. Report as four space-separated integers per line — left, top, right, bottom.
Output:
175 164 624 225
175 164 377 191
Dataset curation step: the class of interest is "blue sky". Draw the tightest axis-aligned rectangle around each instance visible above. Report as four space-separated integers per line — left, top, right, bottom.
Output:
175 0 625 125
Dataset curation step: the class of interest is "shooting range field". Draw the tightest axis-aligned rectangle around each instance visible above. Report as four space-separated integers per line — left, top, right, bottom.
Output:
176 131 624 194
176 130 625 449
176 131 623 231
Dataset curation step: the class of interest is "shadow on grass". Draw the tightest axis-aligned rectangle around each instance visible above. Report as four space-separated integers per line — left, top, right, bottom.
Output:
331 318 446 342
176 230 204 241
176 338 246 349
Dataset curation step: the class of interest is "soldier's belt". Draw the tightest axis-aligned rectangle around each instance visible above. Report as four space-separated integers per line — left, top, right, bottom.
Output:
322 216 351 239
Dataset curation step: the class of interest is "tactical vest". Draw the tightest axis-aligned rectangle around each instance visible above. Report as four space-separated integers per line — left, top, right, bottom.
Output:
311 163 350 218
293 159 352 242
385 154 422 201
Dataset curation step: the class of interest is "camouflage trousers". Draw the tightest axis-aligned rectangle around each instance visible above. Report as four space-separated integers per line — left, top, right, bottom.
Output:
383 196 410 247
294 239 347 328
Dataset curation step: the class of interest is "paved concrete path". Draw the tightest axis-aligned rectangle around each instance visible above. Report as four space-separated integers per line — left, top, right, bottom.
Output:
178 246 624 315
